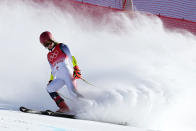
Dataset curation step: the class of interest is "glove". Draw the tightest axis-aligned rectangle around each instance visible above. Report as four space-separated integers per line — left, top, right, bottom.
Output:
47 80 53 86
47 73 54 85
73 66 81 79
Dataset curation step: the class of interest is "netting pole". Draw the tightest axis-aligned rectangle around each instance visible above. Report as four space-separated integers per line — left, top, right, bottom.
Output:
123 0 127 9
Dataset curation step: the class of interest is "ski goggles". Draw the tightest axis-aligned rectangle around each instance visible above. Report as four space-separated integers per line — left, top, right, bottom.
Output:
43 40 52 48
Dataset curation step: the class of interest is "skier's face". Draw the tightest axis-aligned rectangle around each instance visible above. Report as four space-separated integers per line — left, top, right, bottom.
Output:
47 42 55 50
43 40 54 49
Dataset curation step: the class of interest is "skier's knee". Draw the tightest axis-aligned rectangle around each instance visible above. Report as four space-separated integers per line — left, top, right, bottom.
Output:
47 84 54 93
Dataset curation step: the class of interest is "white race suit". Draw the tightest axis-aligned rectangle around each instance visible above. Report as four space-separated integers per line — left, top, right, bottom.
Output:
46 43 79 99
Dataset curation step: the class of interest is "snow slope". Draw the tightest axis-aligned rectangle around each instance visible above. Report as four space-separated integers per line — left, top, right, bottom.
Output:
0 109 153 131
0 0 196 131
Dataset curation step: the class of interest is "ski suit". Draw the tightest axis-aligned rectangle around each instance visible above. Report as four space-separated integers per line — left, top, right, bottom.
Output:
46 43 77 98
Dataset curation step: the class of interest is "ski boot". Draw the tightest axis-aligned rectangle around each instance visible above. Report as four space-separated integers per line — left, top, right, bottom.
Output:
49 92 69 113
56 100 69 113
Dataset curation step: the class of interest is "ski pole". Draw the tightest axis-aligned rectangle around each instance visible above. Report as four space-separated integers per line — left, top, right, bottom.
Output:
72 56 96 87
80 77 96 87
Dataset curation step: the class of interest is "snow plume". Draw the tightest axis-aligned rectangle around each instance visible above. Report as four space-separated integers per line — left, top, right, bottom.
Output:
0 0 196 131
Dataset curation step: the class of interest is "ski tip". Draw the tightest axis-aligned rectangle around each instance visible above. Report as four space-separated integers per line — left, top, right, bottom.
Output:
19 106 27 112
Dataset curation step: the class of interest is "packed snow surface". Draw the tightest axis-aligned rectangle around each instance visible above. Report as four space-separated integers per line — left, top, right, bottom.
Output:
0 0 196 131
0 109 153 131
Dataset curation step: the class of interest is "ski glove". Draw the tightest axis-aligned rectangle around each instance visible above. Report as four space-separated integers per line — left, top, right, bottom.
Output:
73 66 81 79
47 80 53 86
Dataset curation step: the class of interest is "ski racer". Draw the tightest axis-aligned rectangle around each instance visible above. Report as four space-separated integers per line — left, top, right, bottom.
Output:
39 31 82 113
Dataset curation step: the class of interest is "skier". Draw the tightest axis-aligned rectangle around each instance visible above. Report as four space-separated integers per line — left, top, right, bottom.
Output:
39 31 82 113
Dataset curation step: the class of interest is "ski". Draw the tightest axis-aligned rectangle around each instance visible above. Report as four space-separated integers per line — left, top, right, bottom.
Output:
19 106 75 119
19 106 128 126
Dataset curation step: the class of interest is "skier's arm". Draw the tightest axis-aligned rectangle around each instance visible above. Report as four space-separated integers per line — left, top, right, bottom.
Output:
72 56 81 79
50 72 54 81
48 63 54 84
60 43 81 79
60 44 74 66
